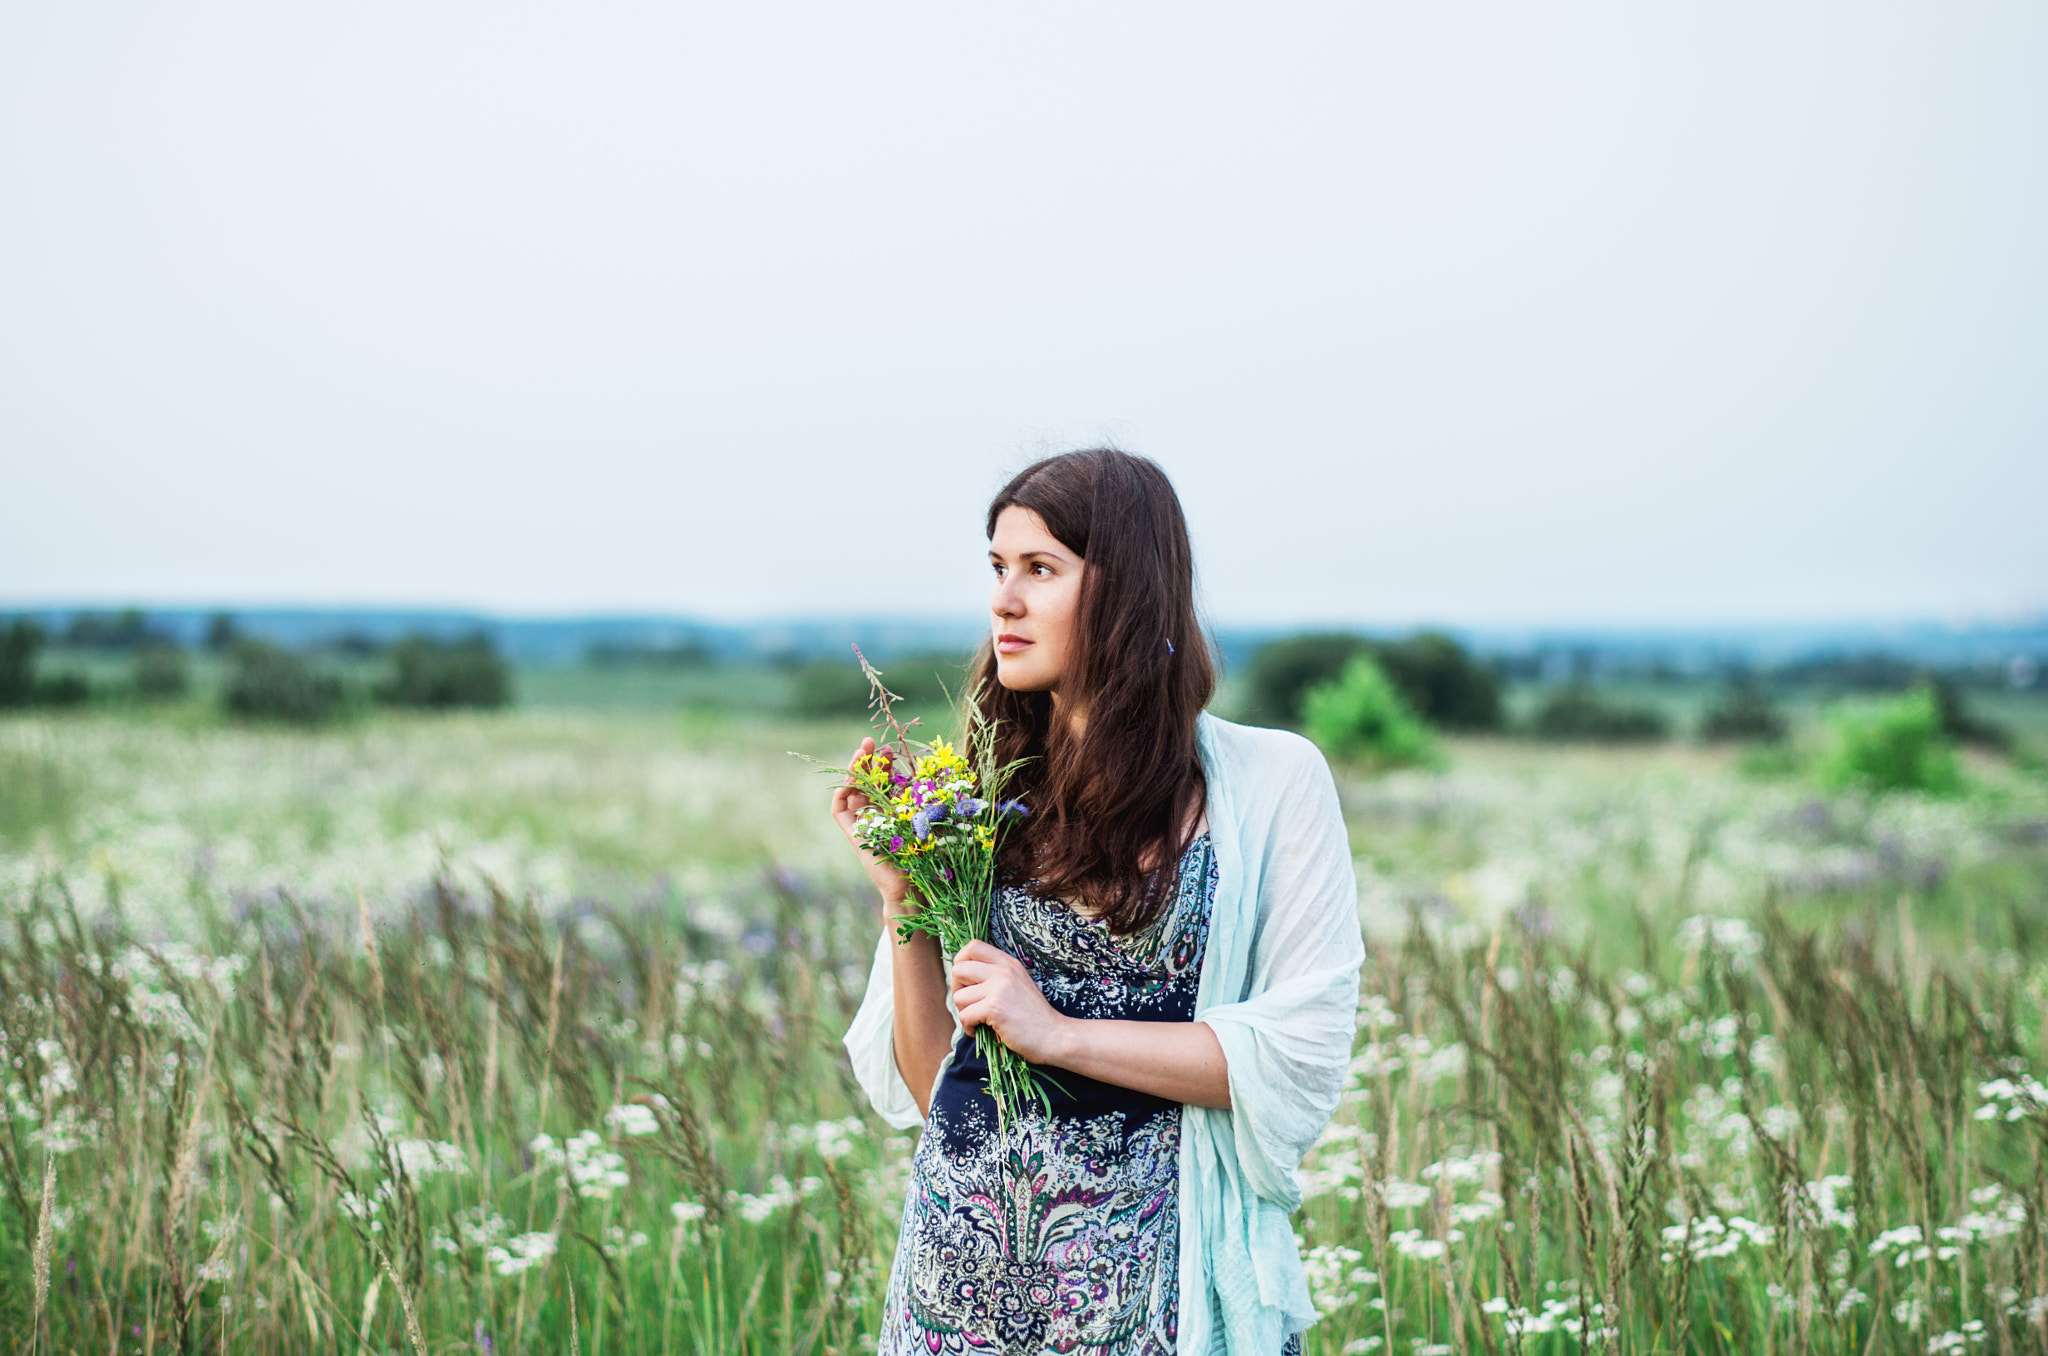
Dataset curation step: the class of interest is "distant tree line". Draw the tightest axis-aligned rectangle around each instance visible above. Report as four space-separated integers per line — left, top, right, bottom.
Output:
1240 629 2016 760
0 612 511 723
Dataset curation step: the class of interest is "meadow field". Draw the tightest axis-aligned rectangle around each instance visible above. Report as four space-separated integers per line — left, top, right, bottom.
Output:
3 687 2048 1355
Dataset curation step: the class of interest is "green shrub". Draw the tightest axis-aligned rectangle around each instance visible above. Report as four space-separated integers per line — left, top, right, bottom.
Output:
1699 680 1788 742
1819 687 1961 794
1245 634 1370 727
223 643 346 725
378 633 513 709
1530 685 1670 742
1928 675 2011 750
1373 631 1503 730
131 643 191 700
33 672 92 707
1301 654 1437 768
1246 631 1501 731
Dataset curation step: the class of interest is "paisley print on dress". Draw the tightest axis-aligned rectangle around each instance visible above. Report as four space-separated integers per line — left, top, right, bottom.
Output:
878 834 1218 1356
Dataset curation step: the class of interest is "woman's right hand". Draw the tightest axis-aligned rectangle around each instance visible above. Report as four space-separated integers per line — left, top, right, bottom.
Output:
832 736 915 916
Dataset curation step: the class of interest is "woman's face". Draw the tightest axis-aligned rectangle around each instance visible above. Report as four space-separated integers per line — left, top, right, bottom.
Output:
988 505 1085 694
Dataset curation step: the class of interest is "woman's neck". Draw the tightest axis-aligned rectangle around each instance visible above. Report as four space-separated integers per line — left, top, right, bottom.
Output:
1050 690 1087 740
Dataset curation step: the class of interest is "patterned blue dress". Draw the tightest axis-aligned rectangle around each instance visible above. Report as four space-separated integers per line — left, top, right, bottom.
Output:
877 834 1218 1356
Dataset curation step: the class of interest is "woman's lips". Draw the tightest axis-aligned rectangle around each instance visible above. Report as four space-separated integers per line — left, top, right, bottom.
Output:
995 633 1032 655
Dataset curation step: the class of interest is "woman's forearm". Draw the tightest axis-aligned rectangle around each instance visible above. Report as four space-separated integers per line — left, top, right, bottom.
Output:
1050 1018 1231 1110
887 915 955 1119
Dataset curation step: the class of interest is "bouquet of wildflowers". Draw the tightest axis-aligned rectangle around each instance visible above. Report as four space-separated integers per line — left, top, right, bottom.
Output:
811 650 1054 1130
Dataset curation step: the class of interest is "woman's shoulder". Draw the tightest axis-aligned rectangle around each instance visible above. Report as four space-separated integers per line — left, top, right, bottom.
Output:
1196 712 1330 785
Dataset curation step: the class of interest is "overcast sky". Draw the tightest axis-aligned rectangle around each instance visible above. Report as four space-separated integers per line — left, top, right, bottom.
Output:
2 3 2042 627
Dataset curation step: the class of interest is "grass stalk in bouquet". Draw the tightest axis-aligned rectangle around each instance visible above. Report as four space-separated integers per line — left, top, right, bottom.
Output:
808 649 1057 1130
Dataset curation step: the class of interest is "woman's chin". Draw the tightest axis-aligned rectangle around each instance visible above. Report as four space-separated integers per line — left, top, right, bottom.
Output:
994 660 1054 693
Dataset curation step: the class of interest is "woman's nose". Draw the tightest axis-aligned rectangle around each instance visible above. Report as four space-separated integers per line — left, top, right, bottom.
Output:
991 580 1022 618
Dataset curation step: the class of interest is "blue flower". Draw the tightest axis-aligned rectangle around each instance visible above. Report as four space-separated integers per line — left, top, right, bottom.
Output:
954 797 985 818
910 809 933 840
995 799 1030 818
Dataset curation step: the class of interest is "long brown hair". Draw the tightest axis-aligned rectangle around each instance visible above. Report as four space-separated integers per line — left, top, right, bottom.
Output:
971 448 1216 933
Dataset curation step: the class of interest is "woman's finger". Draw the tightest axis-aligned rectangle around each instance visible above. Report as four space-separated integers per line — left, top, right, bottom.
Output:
950 960 993 988
955 940 1005 967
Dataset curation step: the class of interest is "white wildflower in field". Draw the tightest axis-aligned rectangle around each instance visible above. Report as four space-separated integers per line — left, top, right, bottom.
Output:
1387 1229 1451 1261
532 1131 630 1199
1678 916 1764 959
810 1116 864 1160
604 1103 661 1137
457 1210 509 1249
602 1225 649 1256
1298 1241 1372 1315
671 1200 707 1223
394 1139 468 1177
1975 1076 2048 1121
486 1232 557 1277
1802 1175 1856 1229
338 1190 385 1231
1378 1181 1433 1210
1420 1150 1500 1185
1871 1224 1934 1268
1660 1214 1774 1262
734 1173 820 1223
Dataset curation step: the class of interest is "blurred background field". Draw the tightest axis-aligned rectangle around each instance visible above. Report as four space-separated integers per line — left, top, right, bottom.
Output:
4 608 2048 1353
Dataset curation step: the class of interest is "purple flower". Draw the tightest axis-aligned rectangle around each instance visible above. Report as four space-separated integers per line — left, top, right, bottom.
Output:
888 835 904 852
996 799 1030 818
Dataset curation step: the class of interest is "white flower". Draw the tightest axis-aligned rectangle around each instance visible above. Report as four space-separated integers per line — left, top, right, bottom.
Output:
486 1232 558 1277
394 1139 467 1177
605 1104 661 1137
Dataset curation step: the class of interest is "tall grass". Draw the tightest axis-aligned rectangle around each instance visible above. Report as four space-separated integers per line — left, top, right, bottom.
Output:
3 710 2046 1352
0 868 891 1354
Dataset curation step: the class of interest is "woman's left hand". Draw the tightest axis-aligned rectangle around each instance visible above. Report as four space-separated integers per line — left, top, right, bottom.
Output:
950 940 1069 1066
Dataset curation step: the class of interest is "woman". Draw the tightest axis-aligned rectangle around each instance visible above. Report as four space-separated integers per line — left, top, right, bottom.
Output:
836 449 1363 1355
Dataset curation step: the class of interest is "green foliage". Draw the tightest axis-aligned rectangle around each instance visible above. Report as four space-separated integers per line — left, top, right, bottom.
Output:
129 642 190 700
33 671 92 706
1820 686 1962 794
792 654 964 718
61 606 156 649
1246 631 1500 731
222 642 347 724
1928 674 2011 750
1301 654 1437 768
0 620 41 706
378 632 513 709
1245 633 1367 727
1529 684 1671 742
1372 631 1503 730
1699 679 1788 742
